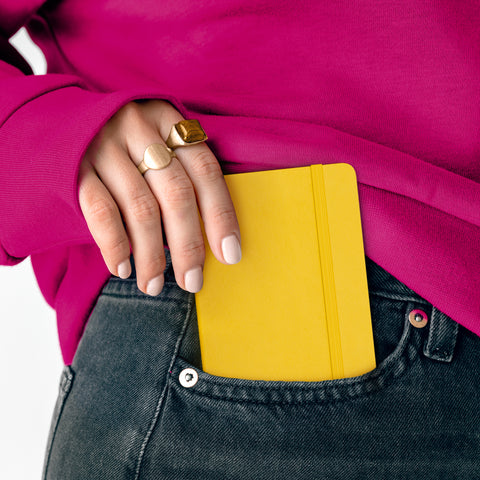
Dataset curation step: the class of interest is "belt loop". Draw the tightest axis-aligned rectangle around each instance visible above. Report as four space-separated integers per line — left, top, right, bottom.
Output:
423 307 459 363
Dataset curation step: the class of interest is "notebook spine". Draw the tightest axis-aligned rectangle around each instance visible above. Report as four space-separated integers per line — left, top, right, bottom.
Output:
311 165 344 379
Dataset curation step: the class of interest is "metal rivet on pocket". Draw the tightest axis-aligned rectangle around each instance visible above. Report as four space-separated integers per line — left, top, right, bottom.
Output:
179 368 199 388
409 309 428 328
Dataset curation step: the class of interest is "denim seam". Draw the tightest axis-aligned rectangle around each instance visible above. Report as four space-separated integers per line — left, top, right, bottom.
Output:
42 366 74 480
179 312 414 390
179 349 409 390
101 291 181 302
100 284 178 299
101 282 427 304
169 362 413 406
172 343 418 406
133 293 195 480
370 290 429 305
171 310 419 405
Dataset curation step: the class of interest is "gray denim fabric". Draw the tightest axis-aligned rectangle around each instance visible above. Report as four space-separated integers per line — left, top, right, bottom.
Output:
43 250 480 479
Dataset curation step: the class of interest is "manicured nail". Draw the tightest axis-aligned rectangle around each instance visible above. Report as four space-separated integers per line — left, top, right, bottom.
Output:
222 235 242 264
117 259 131 279
185 266 203 293
146 275 164 296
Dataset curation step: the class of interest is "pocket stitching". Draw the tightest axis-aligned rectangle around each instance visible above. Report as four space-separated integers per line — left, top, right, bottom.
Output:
169 352 415 406
171 309 419 405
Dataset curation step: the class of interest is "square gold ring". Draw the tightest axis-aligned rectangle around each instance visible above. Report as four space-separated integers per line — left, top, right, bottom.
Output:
166 119 208 149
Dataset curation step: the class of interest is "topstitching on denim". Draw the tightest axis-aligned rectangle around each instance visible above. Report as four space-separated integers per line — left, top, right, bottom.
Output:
169 306 421 406
42 365 75 480
133 287 196 480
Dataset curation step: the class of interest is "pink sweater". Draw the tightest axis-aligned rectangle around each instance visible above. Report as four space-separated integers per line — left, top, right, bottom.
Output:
1 1 479 365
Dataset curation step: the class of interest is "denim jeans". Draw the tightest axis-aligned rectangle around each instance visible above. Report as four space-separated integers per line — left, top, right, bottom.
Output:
42 250 480 479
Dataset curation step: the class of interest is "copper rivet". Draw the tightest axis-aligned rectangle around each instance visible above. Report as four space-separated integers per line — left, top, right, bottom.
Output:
409 309 428 328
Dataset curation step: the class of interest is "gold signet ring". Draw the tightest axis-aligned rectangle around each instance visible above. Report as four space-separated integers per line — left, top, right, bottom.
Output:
165 119 208 149
137 144 177 176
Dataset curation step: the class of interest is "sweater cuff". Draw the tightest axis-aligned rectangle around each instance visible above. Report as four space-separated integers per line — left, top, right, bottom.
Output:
0 85 189 261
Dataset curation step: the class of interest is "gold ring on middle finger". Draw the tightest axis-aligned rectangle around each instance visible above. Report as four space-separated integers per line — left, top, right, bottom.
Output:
165 119 208 150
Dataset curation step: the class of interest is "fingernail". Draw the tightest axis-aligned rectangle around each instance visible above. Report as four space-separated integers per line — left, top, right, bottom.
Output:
185 266 203 293
117 259 132 279
222 235 242 264
146 275 164 296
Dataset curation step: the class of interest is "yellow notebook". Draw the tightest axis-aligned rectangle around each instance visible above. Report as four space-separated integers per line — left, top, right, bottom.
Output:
195 163 375 382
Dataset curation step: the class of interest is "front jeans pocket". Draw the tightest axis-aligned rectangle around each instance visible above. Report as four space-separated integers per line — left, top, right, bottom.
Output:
136 296 476 480
170 293 425 405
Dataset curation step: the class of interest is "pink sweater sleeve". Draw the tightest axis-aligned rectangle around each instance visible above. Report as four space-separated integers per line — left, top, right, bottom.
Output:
0 2 188 266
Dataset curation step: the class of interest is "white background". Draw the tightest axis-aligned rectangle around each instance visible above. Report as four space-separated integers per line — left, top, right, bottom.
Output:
1 29 63 479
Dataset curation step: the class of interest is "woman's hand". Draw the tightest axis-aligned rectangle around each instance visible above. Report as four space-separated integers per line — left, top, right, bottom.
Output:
78 99 241 296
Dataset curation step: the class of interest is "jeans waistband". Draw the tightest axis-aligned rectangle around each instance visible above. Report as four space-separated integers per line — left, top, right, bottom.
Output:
100 251 459 365
106 251 424 301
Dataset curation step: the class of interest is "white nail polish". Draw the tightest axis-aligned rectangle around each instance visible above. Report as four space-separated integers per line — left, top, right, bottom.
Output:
146 275 164 296
117 259 131 279
185 266 203 293
222 235 242 264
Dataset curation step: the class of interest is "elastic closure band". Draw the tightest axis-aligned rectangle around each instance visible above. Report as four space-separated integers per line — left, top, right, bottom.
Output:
311 165 343 379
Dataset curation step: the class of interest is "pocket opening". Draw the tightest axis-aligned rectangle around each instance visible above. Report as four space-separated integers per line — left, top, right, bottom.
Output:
171 300 422 405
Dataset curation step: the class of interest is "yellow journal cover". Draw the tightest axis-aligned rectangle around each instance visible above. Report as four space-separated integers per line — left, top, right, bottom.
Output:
195 163 376 382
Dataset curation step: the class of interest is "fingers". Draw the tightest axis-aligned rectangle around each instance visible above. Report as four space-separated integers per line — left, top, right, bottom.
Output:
79 100 241 297
78 159 133 281
125 121 206 293
149 104 241 266
89 141 167 296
